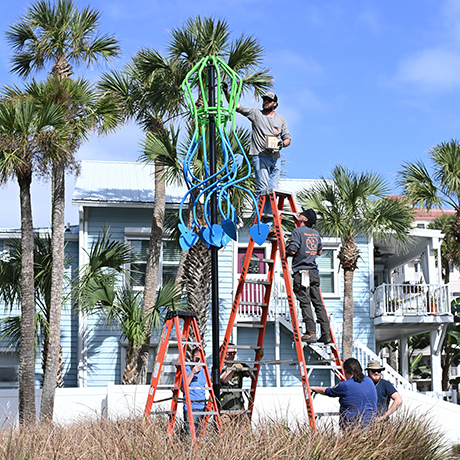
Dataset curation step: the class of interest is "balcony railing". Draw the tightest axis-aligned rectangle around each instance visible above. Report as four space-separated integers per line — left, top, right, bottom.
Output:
371 283 450 318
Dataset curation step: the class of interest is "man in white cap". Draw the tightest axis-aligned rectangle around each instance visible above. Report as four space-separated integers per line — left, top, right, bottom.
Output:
223 86 291 222
365 360 403 421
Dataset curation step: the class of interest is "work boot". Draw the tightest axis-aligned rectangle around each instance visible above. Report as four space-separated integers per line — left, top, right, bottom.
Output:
301 332 316 343
317 335 332 344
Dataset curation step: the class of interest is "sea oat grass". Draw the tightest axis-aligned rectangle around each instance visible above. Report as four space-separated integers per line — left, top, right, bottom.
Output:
0 412 451 460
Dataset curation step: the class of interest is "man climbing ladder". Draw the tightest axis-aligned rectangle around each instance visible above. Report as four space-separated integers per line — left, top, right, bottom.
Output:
286 207 331 344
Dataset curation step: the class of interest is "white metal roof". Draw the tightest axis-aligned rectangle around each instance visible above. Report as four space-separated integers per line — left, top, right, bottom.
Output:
72 161 188 206
72 161 318 207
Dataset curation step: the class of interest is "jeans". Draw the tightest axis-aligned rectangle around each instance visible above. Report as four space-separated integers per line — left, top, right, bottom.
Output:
183 409 204 437
252 155 281 220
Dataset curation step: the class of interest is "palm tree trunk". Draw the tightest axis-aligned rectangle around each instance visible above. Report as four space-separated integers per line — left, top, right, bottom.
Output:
137 157 166 384
18 174 36 426
40 162 65 421
183 240 212 345
342 268 354 360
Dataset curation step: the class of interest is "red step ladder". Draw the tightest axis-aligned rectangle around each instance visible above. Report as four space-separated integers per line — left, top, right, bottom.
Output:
144 310 221 441
219 190 345 430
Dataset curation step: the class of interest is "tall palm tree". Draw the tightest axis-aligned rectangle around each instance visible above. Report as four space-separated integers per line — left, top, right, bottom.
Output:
100 15 270 382
6 0 120 420
0 235 71 388
0 93 65 425
398 139 460 264
300 165 414 359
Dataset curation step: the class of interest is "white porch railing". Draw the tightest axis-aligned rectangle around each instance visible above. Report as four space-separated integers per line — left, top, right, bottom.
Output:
371 283 450 318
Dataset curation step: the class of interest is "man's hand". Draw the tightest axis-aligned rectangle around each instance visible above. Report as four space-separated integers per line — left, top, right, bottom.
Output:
222 81 229 94
233 363 244 372
278 140 284 150
192 364 202 375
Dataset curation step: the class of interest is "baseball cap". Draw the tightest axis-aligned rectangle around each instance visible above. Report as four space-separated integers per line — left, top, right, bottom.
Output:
262 91 278 102
300 207 317 224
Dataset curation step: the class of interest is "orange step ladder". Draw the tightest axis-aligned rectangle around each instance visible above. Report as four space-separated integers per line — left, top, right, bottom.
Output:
219 190 345 430
144 310 221 441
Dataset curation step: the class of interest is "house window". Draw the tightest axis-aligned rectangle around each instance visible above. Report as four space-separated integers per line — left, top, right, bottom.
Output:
414 262 419 273
162 239 181 283
317 249 337 294
0 351 19 388
127 238 180 288
129 239 149 287
416 223 425 229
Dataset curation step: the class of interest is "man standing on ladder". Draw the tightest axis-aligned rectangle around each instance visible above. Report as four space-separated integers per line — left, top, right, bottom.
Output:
286 208 331 344
223 84 291 226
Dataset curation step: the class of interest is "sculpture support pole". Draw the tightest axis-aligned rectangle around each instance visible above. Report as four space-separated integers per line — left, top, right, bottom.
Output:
208 64 220 403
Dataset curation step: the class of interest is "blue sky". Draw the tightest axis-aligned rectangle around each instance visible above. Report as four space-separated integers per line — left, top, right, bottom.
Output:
1 0 459 228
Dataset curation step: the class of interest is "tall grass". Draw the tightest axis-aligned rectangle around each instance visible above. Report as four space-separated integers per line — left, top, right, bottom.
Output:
0 412 454 460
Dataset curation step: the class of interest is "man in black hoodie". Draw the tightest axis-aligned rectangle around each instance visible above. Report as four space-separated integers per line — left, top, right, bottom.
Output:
286 208 331 344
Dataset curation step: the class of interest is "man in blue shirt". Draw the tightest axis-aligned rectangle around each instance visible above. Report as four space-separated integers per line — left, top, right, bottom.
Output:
365 360 403 422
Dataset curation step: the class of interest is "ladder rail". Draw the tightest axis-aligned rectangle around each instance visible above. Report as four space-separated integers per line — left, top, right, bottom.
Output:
268 192 317 430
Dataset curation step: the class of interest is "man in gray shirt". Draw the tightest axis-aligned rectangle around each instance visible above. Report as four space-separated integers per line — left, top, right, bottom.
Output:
286 208 331 344
224 87 291 221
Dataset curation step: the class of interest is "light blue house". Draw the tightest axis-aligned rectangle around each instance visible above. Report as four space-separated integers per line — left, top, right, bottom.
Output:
0 160 454 396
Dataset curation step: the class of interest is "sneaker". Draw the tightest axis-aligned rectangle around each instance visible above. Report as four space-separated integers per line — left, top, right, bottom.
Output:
317 335 332 344
301 332 316 343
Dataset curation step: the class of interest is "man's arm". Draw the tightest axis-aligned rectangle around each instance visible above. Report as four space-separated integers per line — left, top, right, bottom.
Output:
310 386 327 395
222 82 241 110
376 391 402 421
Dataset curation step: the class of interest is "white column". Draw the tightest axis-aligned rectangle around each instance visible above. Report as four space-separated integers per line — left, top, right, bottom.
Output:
77 206 88 388
430 326 446 394
400 336 409 381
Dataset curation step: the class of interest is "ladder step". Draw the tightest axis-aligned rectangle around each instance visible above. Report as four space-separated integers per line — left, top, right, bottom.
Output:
234 323 264 328
239 301 268 307
162 361 207 366
250 257 274 264
315 412 340 417
261 212 273 219
169 340 201 346
155 385 179 390
190 410 219 415
233 345 261 350
220 388 255 393
279 210 297 217
305 364 342 370
245 279 271 286
220 410 252 416
274 190 292 198
152 410 175 415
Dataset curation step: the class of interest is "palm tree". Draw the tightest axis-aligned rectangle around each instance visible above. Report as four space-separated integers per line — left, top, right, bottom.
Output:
77 230 182 384
0 93 65 425
398 140 460 263
427 214 459 284
100 15 270 382
300 165 414 359
0 235 71 388
6 0 120 420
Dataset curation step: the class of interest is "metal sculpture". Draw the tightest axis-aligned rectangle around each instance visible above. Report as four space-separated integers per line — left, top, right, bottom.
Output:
178 56 269 251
